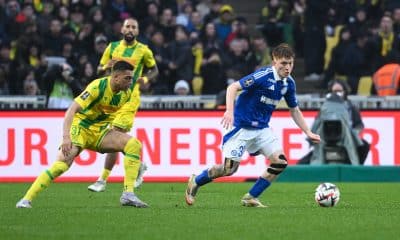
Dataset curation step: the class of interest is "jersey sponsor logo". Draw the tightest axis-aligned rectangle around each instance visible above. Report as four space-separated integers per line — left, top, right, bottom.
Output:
260 95 279 105
80 91 90 100
244 78 254 87
268 85 275 91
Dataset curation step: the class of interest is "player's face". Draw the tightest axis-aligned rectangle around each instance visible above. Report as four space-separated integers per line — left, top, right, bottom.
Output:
273 57 294 78
115 70 133 91
121 19 139 43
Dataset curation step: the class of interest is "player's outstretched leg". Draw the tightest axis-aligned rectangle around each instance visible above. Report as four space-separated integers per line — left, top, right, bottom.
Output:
16 161 70 208
185 174 199 205
120 137 148 208
185 169 212 206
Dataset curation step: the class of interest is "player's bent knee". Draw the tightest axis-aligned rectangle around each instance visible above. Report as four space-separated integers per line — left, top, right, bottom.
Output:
223 158 239 176
123 137 142 156
267 154 288 175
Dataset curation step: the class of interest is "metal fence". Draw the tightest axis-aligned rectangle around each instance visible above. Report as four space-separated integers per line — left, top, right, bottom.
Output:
1 94 400 110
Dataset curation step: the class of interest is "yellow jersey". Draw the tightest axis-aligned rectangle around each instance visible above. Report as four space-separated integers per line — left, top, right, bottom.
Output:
100 40 156 93
73 77 133 131
99 40 156 130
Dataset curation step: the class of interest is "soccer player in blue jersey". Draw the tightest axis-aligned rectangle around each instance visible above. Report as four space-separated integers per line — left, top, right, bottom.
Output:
185 43 321 207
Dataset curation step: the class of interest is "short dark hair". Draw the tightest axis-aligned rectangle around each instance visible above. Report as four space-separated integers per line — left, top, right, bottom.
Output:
112 61 134 72
327 79 351 99
272 43 295 59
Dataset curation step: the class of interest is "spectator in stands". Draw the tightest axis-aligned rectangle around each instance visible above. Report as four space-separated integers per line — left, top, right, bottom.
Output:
200 22 223 54
372 15 400 69
140 1 160 33
303 0 329 82
372 54 400 96
223 38 256 78
176 2 194 31
203 0 222 25
148 30 169 94
251 33 272 70
189 11 203 34
35 1 54 36
298 79 369 165
174 79 191 95
345 31 376 93
4 0 21 41
225 16 250 49
159 8 176 43
166 25 194 93
42 63 83 109
200 47 226 94
257 0 287 47
0 42 12 82
0 66 9 95
393 7 400 35
215 4 234 42
23 68 40 96
348 7 369 41
322 27 353 88
290 0 306 57
43 18 65 56
89 35 108 73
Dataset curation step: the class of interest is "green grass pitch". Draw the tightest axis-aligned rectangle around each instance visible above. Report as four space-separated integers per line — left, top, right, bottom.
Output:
1 182 399 240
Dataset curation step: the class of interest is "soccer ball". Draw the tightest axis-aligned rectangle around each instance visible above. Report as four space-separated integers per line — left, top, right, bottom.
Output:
315 182 340 207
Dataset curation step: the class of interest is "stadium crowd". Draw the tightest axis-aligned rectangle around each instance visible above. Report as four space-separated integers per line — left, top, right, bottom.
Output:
0 0 399 106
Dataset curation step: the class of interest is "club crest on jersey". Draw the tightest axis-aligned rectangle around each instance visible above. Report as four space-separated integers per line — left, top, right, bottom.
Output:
244 78 254 87
80 91 90 100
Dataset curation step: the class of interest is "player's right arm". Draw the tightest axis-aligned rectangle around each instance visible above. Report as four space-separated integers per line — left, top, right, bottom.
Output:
62 81 101 155
62 102 82 156
221 81 242 129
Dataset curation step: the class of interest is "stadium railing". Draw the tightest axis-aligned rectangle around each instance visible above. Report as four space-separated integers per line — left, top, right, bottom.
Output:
0 95 47 109
1 94 400 110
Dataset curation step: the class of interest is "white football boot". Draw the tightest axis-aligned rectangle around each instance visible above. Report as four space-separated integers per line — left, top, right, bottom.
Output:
88 180 106 192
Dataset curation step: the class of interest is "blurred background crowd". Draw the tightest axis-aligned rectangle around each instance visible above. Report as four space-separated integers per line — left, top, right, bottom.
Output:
0 0 399 107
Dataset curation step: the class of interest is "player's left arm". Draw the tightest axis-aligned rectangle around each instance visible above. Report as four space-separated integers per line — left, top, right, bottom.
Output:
137 47 159 86
290 106 320 144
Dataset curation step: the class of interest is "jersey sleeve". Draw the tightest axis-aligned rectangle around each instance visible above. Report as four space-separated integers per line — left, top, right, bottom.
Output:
99 44 112 67
74 81 100 110
284 79 298 108
239 73 261 90
143 46 156 68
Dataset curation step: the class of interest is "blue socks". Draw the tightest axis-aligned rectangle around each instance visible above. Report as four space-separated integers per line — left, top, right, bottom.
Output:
195 169 212 186
249 177 271 198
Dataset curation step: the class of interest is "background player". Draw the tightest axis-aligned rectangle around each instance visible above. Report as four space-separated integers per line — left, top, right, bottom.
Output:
185 43 321 207
88 17 158 192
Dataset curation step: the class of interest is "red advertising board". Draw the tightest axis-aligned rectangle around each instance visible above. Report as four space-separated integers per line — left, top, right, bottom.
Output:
0 110 399 182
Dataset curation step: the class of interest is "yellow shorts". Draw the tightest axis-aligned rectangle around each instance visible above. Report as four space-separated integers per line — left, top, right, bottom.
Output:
70 122 110 152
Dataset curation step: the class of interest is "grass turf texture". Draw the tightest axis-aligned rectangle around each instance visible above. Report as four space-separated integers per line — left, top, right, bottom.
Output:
1 182 399 240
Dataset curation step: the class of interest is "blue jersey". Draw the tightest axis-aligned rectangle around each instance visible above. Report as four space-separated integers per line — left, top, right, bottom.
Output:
234 66 298 129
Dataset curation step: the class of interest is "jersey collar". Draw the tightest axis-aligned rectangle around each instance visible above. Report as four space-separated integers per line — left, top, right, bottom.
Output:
272 66 287 81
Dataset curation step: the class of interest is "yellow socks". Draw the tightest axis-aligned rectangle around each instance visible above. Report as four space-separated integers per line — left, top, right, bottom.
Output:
100 169 111 181
23 161 69 201
123 138 142 192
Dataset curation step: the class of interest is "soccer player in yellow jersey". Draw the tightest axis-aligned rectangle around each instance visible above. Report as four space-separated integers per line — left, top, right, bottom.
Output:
16 61 148 208
88 17 159 192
